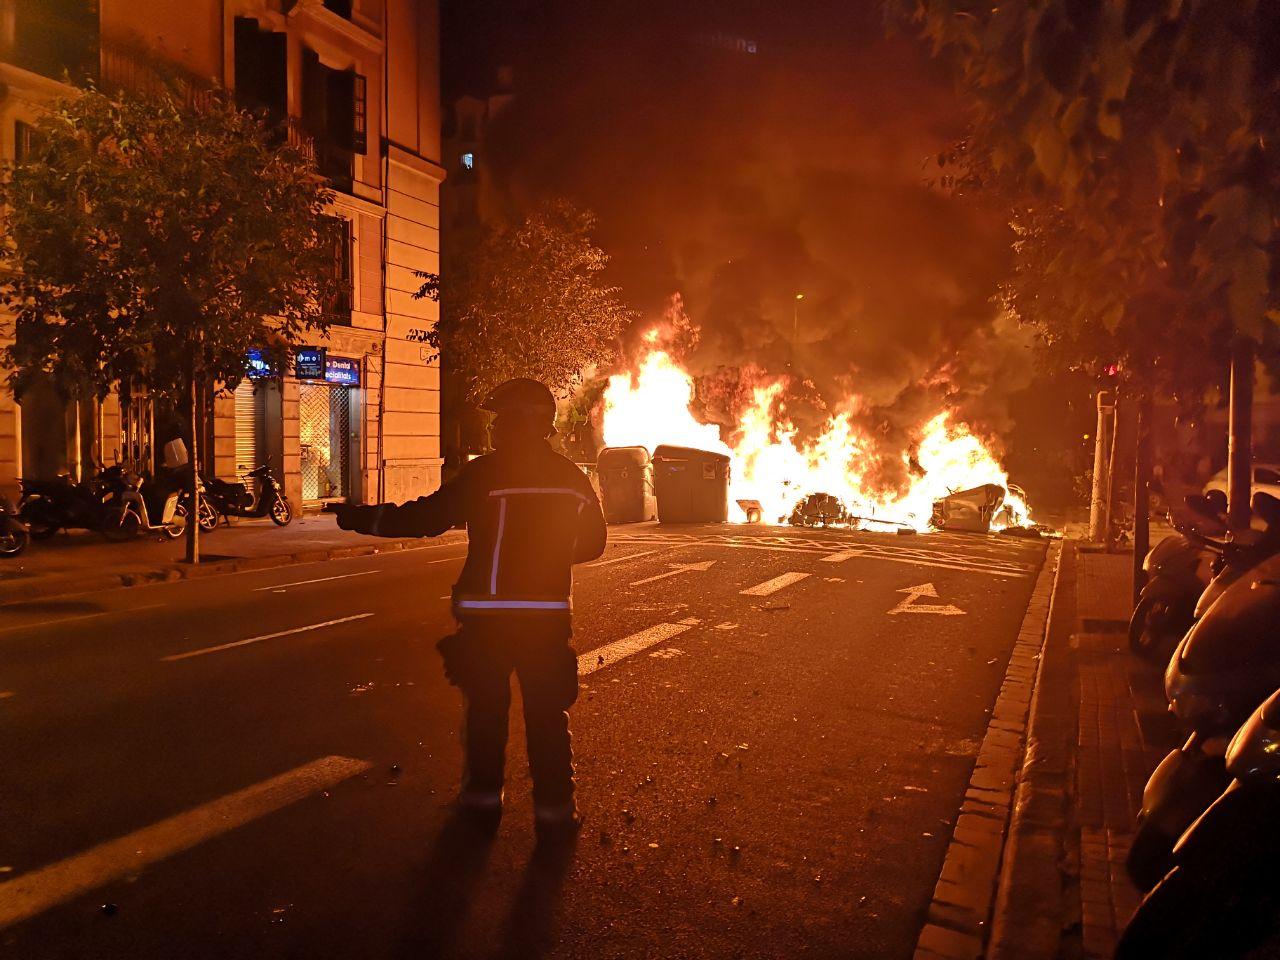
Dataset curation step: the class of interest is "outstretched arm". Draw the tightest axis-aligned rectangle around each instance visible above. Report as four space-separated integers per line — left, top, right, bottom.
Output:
330 475 466 538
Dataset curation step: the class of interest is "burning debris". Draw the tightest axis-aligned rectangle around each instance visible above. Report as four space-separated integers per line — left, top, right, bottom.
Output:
598 343 1034 532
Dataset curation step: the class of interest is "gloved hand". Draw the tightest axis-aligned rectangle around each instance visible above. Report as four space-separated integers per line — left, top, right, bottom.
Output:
329 503 377 534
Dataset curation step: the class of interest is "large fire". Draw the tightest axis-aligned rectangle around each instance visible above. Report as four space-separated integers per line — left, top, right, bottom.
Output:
601 348 1032 531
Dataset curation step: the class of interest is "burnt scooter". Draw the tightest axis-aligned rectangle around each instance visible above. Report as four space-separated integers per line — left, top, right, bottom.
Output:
1125 493 1280 891
0 493 30 557
1116 687 1280 959
203 459 293 526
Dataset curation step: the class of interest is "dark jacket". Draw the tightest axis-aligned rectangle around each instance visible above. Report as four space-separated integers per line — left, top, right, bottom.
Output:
365 440 606 618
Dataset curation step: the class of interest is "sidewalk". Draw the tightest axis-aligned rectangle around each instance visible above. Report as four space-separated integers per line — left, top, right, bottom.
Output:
988 542 1179 959
0 514 465 607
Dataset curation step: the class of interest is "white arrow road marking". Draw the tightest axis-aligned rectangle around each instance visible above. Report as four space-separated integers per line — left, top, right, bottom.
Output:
887 582 965 616
161 613 375 662
0 755 372 930
630 559 717 587
578 621 699 676
741 571 811 596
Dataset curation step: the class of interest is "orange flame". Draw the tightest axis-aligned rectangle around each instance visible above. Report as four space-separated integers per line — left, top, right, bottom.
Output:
602 347 1032 531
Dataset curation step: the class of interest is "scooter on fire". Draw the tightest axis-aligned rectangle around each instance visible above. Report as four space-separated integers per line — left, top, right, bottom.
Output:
1125 493 1280 891
0 493 30 557
202 458 293 526
1116 687 1280 959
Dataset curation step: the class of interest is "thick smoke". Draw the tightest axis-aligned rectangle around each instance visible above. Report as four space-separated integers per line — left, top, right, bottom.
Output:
470 0 1029 495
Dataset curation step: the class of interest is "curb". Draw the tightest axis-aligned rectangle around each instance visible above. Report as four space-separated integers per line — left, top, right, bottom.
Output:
914 539 1063 960
0 531 468 608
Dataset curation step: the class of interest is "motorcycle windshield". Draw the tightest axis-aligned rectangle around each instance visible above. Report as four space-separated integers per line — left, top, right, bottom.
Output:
1180 554 1280 676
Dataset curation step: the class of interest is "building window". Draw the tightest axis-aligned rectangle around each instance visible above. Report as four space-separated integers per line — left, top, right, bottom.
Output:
233 18 287 125
328 217 353 325
461 152 474 170
323 0 353 19
14 121 42 164
302 48 367 191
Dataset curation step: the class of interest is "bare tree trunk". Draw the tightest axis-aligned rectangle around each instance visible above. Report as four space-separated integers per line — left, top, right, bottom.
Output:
1132 396 1152 606
185 375 201 564
1228 337 1254 531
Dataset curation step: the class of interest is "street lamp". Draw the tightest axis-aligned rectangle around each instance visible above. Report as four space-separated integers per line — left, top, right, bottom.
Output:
793 293 804 343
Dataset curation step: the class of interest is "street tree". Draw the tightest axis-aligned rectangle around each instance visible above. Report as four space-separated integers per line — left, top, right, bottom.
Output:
415 200 635 442
0 81 339 562
895 1 1280 526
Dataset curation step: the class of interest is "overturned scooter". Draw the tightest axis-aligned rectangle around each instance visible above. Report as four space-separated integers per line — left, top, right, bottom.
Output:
1126 492 1280 891
1117 687 1280 958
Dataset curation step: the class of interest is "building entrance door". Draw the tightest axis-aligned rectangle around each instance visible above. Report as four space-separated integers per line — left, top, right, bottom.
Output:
299 381 351 501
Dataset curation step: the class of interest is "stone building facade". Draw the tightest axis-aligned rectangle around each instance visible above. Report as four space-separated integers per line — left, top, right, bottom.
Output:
0 0 444 507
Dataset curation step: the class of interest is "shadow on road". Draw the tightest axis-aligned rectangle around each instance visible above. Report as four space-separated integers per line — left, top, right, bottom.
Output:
493 834 578 960
402 812 499 956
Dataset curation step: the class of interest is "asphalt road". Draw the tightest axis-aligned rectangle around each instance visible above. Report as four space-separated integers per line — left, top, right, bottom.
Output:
0 522 1046 960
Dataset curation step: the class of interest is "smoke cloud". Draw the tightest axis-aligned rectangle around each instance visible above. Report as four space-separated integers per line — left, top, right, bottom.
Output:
464 0 1029 494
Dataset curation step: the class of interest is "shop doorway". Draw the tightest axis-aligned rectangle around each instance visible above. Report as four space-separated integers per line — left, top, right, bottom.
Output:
299 381 352 501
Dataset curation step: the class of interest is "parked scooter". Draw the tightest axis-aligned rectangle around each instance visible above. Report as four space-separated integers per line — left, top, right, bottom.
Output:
203 459 293 526
1116 688 1280 959
0 493 30 557
1129 521 1216 662
16 467 118 539
1126 493 1280 890
100 470 187 541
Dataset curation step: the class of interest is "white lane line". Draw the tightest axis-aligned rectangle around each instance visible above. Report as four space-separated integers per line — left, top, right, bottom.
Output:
254 570 380 592
630 560 716 587
820 551 858 563
0 755 371 930
740 572 811 596
578 622 696 676
161 614 374 662
585 548 669 568
0 604 166 636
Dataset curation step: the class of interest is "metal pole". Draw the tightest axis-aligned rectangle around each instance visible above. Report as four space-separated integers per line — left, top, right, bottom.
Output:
1133 397 1152 606
1089 390 1114 542
1228 337 1254 531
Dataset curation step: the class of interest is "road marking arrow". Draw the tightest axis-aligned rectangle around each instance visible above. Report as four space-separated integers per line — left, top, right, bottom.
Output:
887 582 965 616
630 560 717 587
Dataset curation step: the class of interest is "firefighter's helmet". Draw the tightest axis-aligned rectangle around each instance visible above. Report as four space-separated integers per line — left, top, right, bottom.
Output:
481 378 557 420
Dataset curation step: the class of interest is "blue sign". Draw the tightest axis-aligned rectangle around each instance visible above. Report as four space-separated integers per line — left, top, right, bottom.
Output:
294 347 326 380
324 356 360 386
246 349 273 379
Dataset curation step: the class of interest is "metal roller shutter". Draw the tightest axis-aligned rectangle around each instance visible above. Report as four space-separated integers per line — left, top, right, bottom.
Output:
233 381 263 474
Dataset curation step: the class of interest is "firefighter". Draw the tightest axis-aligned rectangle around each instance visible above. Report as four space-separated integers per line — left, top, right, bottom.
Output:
331 378 606 836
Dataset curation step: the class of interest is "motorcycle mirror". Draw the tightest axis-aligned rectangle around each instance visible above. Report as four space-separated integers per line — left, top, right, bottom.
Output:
1185 493 1217 517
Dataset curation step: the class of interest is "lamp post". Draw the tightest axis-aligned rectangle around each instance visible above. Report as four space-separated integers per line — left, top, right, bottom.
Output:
793 293 804 343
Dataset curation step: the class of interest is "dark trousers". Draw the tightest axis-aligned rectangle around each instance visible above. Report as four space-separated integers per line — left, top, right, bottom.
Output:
440 618 579 808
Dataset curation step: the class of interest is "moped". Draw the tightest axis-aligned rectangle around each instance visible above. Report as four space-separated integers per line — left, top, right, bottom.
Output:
0 493 30 557
100 470 186 541
203 459 293 526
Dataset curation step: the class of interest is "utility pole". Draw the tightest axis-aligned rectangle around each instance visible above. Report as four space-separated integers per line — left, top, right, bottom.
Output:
1132 396 1152 605
1089 390 1115 543
1227 336 1254 531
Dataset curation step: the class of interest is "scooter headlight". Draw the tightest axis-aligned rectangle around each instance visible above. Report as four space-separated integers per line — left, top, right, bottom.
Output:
1170 692 1229 728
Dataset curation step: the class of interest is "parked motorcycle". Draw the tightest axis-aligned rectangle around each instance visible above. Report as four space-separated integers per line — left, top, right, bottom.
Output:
1128 523 1215 662
16 467 118 539
1126 494 1280 890
203 459 292 526
0 493 30 557
100 470 187 541
1116 688 1280 959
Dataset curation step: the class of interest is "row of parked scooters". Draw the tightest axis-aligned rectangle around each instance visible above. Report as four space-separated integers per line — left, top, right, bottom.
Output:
1116 490 1280 957
0 459 293 559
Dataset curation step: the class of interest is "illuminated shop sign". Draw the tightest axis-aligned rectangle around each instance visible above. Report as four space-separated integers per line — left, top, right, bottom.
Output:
294 347 326 379
323 356 360 386
246 348 274 379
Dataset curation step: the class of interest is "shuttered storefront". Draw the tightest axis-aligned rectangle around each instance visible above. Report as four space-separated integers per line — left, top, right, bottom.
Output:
233 381 264 475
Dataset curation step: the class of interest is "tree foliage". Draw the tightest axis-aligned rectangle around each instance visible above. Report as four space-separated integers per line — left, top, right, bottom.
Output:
894 1 1280 403
0 82 339 401
416 200 635 403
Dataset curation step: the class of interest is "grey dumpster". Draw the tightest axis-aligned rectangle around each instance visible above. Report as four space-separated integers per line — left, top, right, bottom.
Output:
596 446 656 524
653 445 730 523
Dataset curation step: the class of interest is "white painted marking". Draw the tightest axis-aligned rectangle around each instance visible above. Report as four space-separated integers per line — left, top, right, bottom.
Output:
585 548 669 568
161 613 374 662
578 622 695 676
0 755 371 930
630 560 716 587
253 569 379 592
820 550 859 563
887 582 965 616
0 604 166 636
740 572 811 596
